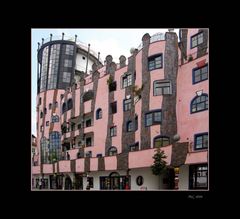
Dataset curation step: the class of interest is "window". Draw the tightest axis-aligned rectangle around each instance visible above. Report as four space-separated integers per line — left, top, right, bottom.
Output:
127 121 133 132
123 98 131 111
96 154 102 158
46 121 49 126
108 147 117 156
62 103 67 113
63 72 71 83
135 115 138 131
145 110 162 126
86 137 92 147
40 137 49 164
129 142 139 152
191 32 204 48
109 81 117 92
191 94 208 113
49 103 52 109
82 90 94 102
122 74 132 88
154 136 170 148
87 176 94 188
189 164 208 189
193 65 208 84
148 54 163 71
85 151 92 158
52 115 59 123
40 111 43 118
110 126 117 137
65 44 74 55
39 97 42 105
54 101 58 108
67 99 73 110
49 132 61 163
96 108 102 120
153 80 172 95
64 59 72 67
194 133 208 150
110 101 117 114
71 123 75 131
44 108 47 114
86 119 92 127
77 124 81 129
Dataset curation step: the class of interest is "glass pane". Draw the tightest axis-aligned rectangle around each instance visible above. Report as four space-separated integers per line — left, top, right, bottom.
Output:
154 112 161 122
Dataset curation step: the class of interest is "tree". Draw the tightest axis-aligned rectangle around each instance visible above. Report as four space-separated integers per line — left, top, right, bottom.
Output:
151 147 167 175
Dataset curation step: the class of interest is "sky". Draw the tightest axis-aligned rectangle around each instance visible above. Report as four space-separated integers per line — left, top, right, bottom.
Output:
31 28 179 136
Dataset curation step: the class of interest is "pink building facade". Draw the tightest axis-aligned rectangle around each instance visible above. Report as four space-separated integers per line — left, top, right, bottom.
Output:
32 29 208 190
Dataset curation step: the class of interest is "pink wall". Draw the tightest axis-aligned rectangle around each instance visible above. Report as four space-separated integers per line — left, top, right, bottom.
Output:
90 157 98 171
84 100 92 114
129 145 172 168
76 158 85 173
187 29 199 60
59 160 71 172
91 73 109 156
32 166 40 174
112 66 127 154
104 156 117 170
43 164 53 174
74 87 80 117
67 148 79 160
177 55 208 145
185 151 208 164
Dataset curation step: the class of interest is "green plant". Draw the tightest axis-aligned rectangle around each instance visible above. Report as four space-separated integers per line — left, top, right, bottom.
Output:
107 75 114 85
188 55 193 62
151 147 167 175
132 84 144 97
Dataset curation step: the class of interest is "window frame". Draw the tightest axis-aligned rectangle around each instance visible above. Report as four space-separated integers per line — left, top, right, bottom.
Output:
126 120 133 132
96 108 102 120
192 64 208 84
110 101 117 114
123 98 132 112
194 132 208 150
122 73 132 89
110 126 117 137
190 94 208 114
108 147 117 156
148 53 163 71
153 80 172 96
191 32 204 49
153 135 170 148
145 109 162 127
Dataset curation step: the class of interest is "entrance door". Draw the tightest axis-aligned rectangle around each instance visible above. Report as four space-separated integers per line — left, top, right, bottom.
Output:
65 177 72 190
75 174 83 190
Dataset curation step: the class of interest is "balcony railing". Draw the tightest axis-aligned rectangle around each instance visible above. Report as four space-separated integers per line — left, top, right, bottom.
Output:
40 35 103 63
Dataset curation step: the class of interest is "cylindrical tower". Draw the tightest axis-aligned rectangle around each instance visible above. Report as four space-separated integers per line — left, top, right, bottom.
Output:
36 34 101 166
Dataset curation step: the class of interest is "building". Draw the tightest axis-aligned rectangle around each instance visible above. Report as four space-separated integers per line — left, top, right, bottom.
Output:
32 29 208 190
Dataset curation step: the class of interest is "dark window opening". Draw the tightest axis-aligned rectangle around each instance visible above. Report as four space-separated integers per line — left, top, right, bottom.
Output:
129 142 139 152
127 121 133 132
67 99 73 110
62 103 67 113
86 119 92 127
110 101 117 114
82 90 94 102
189 164 208 189
109 81 117 92
86 137 92 147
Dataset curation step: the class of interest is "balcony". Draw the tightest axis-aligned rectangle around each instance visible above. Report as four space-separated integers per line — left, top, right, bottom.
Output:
128 145 172 169
76 158 85 173
185 150 208 164
58 160 71 173
32 166 40 174
43 164 53 174
104 156 117 170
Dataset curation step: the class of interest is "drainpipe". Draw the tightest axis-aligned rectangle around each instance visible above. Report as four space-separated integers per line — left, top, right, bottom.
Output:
85 44 90 74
